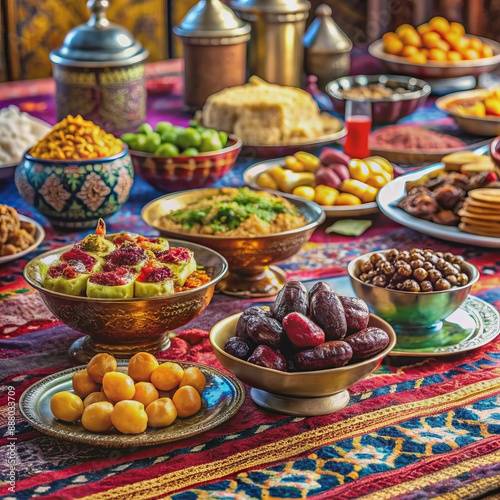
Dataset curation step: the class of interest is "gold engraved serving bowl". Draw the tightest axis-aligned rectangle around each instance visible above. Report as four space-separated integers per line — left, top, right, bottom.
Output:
141 188 326 298
23 238 228 363
210 312 396 416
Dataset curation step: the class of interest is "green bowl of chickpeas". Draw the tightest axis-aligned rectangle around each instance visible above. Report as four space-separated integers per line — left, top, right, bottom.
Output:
347 248 479 334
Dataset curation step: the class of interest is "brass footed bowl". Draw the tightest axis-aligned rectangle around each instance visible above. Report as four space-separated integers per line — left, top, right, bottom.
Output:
210 312 396 416
141 188 326 298
347 250 480 334
23 238 228 363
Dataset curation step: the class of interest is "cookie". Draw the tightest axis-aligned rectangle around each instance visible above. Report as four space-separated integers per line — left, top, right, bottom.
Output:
458 210 500 221
463 199 500 211
468 188 500 204
460 215 500 227
460 162 495 176
459 222 500 237
442 152 483 171
461 203 499 215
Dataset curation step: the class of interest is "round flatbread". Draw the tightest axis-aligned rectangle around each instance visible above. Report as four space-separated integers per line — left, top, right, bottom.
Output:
460 163 495 175
460 216 500 227
463 199 500 211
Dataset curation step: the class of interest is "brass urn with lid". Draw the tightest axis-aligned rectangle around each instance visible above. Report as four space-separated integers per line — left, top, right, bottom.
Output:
50 0 149 133
173 0 251 111
231 0 311 88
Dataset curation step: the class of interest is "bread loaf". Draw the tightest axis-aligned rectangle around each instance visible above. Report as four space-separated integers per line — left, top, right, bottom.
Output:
201 77 341 145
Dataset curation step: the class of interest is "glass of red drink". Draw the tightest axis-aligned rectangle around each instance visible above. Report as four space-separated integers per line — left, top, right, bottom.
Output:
343 100 372 159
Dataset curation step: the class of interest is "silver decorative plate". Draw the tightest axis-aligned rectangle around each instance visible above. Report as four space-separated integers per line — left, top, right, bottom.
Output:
391 296 500 356
19 361 245 448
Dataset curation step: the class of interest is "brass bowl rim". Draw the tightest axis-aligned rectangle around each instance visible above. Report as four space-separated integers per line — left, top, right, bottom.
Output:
141 187 326 242
23 236 228 303
435 89 500 124
347 249 480 295
210 312 397 377
325 74 432 103
129 135 242 160
24 145 130 165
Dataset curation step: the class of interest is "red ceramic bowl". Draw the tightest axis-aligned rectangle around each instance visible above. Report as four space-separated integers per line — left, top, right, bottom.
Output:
326 74 431 125
490 136 500 168
130 135 242 192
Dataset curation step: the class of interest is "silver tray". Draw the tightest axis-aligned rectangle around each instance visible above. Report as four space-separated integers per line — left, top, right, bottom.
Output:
20 361 245 448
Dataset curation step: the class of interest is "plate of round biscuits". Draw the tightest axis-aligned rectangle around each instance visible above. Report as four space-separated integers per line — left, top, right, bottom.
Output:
378 161 500 248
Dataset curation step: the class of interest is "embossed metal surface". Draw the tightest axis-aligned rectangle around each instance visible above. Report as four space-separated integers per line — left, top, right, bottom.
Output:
23 238 228 344
19 361 245 448
141 187 326 272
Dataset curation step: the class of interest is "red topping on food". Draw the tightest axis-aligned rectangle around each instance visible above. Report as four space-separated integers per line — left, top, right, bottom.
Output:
137 265 175 283
88 267 133 286
104 243 146 269
60 247 97 272
157 247 191 264
47 260 87 279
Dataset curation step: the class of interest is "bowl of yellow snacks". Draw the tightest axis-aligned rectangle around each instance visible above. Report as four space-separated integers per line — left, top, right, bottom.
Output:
15 115 134 230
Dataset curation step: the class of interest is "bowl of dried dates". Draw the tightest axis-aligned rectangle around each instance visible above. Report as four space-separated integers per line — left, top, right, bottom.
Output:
210 281 396 416
348 248 479 333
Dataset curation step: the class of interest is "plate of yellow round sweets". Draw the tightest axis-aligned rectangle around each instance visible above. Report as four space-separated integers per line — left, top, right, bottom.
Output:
0 205 45 264
198 76 346 157
19 355 245 448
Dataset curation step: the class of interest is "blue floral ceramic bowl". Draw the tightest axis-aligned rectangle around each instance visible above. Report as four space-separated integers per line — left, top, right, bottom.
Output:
15 148 134 230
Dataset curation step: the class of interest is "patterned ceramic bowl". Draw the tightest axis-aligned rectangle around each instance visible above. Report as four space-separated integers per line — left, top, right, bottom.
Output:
130 135 242 193
15 148 134 230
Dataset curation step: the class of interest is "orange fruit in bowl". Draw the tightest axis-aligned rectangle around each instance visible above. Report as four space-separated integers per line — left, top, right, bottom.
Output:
436 39 450 52
450 22 465 36
397 27 422 47
407 52 427 64
422 32 442 49
481 45 494 58
429 16 450 35
467 36 483 52
401 45 419 57
417 23 433 35
382 32 404 55
132 381 159 407
444 32 468 52
463 49 480 60
447 50 463 62
111 400 148 434
428 48 447 62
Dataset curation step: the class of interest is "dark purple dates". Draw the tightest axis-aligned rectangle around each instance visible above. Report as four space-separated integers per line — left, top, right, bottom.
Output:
345 327 390 361
339 296 370 333
294 341 353 371
246 314 284 348
309 290 347 341
235 306 271 339
272 281 309 322
223 337 255 360
309 281 332 301
248 345 287 371
282 312 325 348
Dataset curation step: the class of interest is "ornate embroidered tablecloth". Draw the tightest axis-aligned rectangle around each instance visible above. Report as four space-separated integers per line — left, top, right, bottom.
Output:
1 60 500 500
